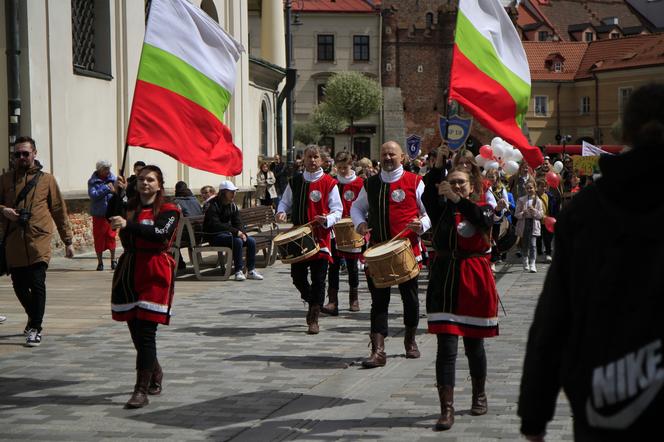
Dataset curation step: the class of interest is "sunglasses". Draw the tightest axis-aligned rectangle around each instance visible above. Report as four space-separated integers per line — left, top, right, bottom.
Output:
13 151 31 158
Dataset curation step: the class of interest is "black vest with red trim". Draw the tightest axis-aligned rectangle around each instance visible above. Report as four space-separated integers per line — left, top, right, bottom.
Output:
365 170 422 258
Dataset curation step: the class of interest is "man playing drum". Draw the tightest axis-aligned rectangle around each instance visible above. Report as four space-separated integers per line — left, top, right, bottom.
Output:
322 151 365 316
276 145 343 334
351 141 431 368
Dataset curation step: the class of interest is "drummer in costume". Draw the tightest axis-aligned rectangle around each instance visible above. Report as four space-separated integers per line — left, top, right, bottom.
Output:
107 165 181 409
322 151 365 316
276 145 342 334
421 162 499 431
350 141 431 368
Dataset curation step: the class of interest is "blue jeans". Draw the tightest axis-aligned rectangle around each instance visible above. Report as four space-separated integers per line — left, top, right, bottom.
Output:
211 233 256 272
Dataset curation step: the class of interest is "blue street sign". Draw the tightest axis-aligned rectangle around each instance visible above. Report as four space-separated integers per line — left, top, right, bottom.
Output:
406 134 421 160
439 114 473 150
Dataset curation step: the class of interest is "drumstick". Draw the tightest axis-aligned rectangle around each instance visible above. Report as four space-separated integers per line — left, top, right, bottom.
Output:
388 217 421 242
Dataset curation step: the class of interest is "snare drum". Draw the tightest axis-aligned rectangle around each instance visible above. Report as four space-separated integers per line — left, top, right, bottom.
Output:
273 225 320 264
334 218 365 252
363 239 419 288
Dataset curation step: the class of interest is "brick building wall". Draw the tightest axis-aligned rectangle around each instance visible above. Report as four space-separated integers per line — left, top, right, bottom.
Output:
381 0 498 154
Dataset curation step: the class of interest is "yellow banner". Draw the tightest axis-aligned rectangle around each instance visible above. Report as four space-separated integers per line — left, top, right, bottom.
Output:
572 156 599 176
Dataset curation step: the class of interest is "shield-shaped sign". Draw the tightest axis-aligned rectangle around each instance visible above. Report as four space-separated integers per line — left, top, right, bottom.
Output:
406 134 421 160
439 114 473 151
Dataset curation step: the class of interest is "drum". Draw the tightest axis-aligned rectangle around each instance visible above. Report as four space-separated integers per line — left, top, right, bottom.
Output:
495 218 517 253
273 225 319 264
363 239 419 288
334 218 365 252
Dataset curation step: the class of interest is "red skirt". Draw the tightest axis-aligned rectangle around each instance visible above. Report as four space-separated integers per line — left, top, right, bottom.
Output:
92 216 117 253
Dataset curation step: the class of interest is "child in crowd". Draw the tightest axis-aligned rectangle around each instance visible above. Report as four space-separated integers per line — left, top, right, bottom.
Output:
515 179 544 273
535 179 557 263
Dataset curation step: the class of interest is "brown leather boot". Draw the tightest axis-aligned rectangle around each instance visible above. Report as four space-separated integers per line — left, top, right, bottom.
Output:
307 304 320 334
404 326 421 359
321 288 339 316
124 369 152 409
148 359 163 395
470 376 488 415
434 385 454 431
361 333 386 368
348 287 360 312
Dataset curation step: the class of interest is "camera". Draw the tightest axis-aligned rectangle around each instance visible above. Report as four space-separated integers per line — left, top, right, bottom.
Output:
17 208 31 227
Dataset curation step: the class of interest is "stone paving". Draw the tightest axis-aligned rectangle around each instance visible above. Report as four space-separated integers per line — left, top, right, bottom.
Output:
0 251 573 441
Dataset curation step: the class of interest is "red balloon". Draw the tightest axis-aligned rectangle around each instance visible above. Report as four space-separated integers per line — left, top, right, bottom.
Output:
479 145 493 159
545 171 560 189
543 216 556 233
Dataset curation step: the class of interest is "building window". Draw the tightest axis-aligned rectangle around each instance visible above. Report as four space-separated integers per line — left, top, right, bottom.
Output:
580 96 591 115
584 31 594 42
538 31 549 41
425 12 434 28
317 34 334 62
317 84 326 104
260 101 268 157
535 96 548 117
353 35 370 62
553 61 562 72
619 87 632 113
610 32 620 39
71 0 112 79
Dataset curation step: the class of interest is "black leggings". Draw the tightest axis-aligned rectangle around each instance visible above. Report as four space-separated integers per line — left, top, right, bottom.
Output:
436 334 486 386
127 319 158 371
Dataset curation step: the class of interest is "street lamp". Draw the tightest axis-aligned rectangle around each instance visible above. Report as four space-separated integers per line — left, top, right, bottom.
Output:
284 0 303 165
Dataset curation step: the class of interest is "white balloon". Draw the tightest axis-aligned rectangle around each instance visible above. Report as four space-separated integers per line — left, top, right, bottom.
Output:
553 161 564 173
503 160 520 175
475 154 487 167
492 143 505 160
484 161 500 170
511 149 524 162
490 137 504 149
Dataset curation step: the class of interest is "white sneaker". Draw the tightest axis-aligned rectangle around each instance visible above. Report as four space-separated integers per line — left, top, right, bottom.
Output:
545 255 552 263
25 329 42 347
247 269 263 280
529 263 537 273
0 315 6 323
234 271 246 281
523 258 529 272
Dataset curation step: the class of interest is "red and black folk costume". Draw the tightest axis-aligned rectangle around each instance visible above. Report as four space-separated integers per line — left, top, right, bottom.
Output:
277 169 342 334
350 165 431 367
422 166 498 430
107 193 180 409
323 172 365 315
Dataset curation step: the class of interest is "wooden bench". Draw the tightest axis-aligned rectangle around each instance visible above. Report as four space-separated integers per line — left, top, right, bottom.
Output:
171 206 279 281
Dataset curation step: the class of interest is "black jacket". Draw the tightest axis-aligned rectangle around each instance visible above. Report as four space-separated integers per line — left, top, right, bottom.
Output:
518 147 664 441
203 198 242 237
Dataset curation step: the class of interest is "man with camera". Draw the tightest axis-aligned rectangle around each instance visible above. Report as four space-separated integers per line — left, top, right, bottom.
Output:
0 136 74 347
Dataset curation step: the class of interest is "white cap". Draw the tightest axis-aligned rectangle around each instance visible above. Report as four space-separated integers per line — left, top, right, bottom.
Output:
219 180 238 192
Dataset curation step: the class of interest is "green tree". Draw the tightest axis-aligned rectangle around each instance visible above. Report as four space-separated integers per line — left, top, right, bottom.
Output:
311 102 346 137
323 72 382 152
294 122 320 146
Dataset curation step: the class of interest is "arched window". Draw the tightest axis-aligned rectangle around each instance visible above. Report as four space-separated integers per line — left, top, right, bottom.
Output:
260 101 269 157
200 0 219 22
426 12 434 28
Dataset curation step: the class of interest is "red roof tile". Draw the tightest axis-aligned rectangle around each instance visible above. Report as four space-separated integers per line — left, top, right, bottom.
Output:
576 32 664 78
524 41 589 80
293 0 377 13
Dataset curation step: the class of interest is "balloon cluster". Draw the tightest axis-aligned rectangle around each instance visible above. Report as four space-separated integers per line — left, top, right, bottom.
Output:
475 137 524 175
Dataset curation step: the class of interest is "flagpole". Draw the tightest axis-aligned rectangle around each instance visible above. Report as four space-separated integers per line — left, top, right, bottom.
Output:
442 0 460 148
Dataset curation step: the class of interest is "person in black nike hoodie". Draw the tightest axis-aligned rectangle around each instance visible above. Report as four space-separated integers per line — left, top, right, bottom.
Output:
518 83 664 441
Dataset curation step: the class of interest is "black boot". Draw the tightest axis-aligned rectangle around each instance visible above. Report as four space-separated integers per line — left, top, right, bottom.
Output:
348 287 360 312
124 370 152 409
434 385 454 431
307 304 320 334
